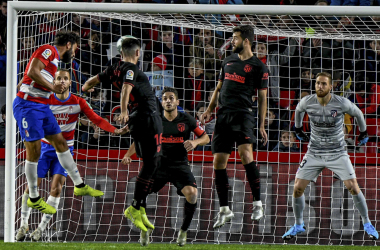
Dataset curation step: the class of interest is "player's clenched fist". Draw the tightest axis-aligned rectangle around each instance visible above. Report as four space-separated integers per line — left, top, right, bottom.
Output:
183 140 197 152
200 110 212 125
121 155 132 165
118 112 129 125
52 82 66 94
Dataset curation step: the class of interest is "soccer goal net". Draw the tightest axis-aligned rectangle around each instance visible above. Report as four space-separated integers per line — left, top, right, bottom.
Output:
5 2 380 246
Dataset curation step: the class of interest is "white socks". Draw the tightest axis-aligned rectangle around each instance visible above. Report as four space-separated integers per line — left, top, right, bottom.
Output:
25 160 39 198
252 200 262 207
56 150 83 186
220 206 230 213
20 192 32 227
38 196 60 231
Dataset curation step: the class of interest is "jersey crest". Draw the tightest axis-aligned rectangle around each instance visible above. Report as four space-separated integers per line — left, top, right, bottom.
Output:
177 123 185 132
331 110 337 117
244 64 252 73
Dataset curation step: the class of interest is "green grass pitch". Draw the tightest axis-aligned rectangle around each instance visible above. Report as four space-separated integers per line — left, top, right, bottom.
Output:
0 242 378 250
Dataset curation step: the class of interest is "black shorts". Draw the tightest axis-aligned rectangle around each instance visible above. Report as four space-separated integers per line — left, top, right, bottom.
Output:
149 160 197 196
129 114 163 159
211 112 255 154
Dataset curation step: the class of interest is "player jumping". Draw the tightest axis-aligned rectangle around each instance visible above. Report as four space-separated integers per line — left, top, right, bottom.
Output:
200 25 269 229
282 72 378 241
16 69 128 241
13 31 104 215
122 87 210 246
83 36 163 232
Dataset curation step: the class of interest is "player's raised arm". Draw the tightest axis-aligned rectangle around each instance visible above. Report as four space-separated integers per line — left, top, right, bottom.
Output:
27 58 65 94
121 142 136 165
82 75 100 93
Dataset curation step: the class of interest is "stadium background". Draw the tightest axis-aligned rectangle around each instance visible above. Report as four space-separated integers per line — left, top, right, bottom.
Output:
1 0 380 246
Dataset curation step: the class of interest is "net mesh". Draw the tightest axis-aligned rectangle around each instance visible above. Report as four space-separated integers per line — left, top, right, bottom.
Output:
13 9 379 245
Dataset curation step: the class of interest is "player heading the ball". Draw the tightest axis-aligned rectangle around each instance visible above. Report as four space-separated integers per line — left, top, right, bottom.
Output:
13 31 104 216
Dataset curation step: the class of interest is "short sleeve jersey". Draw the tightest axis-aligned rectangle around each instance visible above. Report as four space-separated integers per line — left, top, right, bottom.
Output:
98 61 158 115
218 54 269 113
162 112 206 164
17 44 60 104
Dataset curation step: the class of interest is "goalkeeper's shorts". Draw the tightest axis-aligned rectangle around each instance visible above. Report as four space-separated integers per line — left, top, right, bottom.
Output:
296 153 356 182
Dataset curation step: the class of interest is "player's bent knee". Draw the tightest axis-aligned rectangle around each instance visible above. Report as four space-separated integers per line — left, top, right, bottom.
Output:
46 133 68 152
183 186 197 204
293 186 305 198
50 186 62 197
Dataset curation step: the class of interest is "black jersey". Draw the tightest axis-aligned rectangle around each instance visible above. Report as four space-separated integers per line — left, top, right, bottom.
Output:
98 61 158 115
218 53 269 114
161 112 205 164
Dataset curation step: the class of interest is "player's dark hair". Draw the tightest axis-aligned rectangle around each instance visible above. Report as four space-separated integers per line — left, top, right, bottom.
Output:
162 87 179 100
316 72 332 85
121 37 141 58
233 25 255 46
56 69 71 80
54 30 80 46
1 104 5 115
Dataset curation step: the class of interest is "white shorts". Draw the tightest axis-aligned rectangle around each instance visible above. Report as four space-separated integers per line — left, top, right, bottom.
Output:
296 153 356 182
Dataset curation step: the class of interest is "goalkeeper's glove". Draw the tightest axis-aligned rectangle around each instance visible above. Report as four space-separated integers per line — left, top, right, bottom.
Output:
357 130 369 146
295 127 309 142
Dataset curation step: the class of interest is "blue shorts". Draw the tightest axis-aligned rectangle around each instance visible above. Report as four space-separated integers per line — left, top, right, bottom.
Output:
37 143 73 178
13 96 61 142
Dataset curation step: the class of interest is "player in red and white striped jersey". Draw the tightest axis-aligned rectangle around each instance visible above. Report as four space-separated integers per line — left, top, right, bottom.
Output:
13 31 103 216
16 69 128 241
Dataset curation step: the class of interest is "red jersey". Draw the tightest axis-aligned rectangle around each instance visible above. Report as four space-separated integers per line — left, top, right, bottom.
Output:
17 44 60 104
42 93 117 147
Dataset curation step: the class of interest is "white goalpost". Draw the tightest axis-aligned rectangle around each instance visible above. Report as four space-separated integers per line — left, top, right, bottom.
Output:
5 1 380 245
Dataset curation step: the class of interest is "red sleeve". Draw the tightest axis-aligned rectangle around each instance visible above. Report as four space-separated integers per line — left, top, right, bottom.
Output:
79 98 117 133
34 45 55 67
360 92 380 114
193 127 206 138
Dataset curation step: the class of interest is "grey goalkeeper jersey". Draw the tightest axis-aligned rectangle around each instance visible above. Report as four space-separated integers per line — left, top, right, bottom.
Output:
295 94 366 155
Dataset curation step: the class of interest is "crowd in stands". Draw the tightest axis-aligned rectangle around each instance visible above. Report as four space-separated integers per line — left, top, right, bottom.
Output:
0 0 380 154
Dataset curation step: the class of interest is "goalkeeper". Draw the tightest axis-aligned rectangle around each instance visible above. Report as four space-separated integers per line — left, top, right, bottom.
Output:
283 72 378 241
122 87 210 247
16 69 128 242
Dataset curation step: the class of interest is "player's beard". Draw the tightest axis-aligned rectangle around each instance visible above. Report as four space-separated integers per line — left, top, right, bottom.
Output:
232 42 244 54
316 89 330 98
164 105 177 113
61 49 73 63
